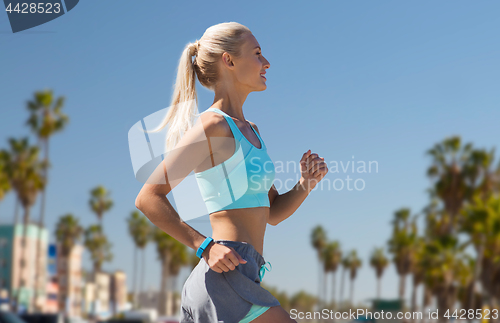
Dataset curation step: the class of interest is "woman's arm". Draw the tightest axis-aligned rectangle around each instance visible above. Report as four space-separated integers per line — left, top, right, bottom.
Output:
136 193 209 252
267 180 312 226
136 113 224 254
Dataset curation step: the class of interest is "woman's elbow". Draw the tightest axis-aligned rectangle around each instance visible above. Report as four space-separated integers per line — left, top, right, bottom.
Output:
135 191 148 210
135 195 143 210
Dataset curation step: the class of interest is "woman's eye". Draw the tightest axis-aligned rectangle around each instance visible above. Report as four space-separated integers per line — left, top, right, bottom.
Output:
257 52 261 55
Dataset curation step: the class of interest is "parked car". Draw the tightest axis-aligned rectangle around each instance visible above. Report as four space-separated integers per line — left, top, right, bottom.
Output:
156 316 179 323
64 317 88 323
19 313 64 323
0 311 29 323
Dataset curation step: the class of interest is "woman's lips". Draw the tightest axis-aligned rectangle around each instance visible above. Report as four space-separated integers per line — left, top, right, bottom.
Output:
260 75 266 80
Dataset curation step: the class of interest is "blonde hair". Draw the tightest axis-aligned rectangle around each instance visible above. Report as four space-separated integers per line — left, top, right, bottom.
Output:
148 22 252 153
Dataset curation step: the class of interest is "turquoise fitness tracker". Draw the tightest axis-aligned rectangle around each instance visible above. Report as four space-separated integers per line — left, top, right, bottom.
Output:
197 236 214 258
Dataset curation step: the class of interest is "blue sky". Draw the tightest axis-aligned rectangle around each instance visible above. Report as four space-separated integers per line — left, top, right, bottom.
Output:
1 0 499 308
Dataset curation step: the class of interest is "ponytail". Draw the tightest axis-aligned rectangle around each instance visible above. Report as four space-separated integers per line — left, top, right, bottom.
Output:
148 40 200 153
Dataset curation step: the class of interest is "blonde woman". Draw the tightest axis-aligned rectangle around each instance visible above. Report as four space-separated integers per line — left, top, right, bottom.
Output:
135 22 328 323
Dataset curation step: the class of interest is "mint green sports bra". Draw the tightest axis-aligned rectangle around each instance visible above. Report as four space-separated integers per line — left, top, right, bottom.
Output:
194 108 275 214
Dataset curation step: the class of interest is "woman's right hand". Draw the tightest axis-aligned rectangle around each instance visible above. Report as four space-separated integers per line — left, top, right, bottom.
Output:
202 242 247 273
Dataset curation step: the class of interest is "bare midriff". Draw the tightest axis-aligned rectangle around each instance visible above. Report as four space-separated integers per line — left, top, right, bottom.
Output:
195 113 270 258
209 206 269 257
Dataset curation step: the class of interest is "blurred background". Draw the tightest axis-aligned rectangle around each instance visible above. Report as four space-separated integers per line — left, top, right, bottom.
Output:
1 1 500 322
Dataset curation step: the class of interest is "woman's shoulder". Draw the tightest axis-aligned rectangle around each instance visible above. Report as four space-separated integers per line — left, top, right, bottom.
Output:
247 120 260 135
197 108 232 139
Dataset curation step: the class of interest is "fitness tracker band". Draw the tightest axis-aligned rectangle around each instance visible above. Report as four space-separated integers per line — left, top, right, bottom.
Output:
196 236 214 258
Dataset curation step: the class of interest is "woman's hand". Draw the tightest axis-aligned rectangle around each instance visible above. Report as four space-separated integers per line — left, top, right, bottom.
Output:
299 149 329 192
202 242 247 273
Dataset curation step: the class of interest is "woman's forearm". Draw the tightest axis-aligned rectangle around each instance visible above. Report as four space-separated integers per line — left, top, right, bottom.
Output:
136 193 207 252
268 177 312 226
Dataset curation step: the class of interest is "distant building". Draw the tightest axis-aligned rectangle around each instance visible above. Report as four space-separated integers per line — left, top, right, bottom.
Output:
57 244 83 317
45 244 58 313
137 289 180 317
0 223 48 312
47 244 57 277
110 270 127 314
94 271 110 318
82 271 112 320
137 288 159 312
82 281 95 315
45 277 58 313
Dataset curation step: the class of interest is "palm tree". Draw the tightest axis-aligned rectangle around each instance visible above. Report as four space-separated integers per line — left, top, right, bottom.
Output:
409 237 426 322
289 290 317 313
323 240 342 311
464 194 500 313
26 89 69 311
89 185 113 227
167 240 188 316
311 225 327 310
127 210 151 308
3 137 47 312
84 224 113 274
460 148 500 315
84 224 112 319
369 247 389 300
426 136 475 236
338 256 350 310
346 250 362 307
152 227 177 316
0 149 12 212
420 234 468 323
387 208 418 304
54 214 83 316
1 148 22 225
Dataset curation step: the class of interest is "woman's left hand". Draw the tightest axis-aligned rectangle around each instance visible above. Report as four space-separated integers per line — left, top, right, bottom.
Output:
299 149 328 192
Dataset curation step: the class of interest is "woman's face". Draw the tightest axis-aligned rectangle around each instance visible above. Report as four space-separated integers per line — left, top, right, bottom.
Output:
223 33 270 92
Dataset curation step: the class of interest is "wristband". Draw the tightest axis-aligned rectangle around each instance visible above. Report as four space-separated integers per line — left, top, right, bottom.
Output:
196 237 214 258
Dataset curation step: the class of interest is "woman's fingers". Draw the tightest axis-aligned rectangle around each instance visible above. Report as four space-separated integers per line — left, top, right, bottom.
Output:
214 247 247 273
301 150 328 178
313 165 328 178
306 157 324 173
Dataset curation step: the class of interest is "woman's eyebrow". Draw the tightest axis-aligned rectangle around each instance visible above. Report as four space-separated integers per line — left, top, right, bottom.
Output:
254 46 261 50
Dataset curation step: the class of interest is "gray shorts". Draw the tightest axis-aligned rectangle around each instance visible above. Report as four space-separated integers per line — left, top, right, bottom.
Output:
179 239 280 323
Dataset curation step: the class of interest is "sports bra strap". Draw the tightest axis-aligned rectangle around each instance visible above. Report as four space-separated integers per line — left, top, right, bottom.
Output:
204 107 243 142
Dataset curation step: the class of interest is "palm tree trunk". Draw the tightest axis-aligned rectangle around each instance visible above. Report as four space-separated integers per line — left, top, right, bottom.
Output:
61 251 70 319
399 273 406 303
133 247 138 308
339 267 345 310
13 196 20 224
332 271 337 323
411 281 417 323
467 234 485 323
323 268 327 310
318 260 321 311
33 139 49 312
158 254 170 316
349 277 354 307
15 206 30 313
332 271 336 310
141 249 146 300
377 277 381 299
170 275 178 317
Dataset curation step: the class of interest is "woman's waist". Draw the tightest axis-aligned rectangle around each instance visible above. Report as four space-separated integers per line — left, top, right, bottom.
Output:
210 207 268 255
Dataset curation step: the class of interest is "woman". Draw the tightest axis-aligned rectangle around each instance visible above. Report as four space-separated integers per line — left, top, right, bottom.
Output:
135 22 328 323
